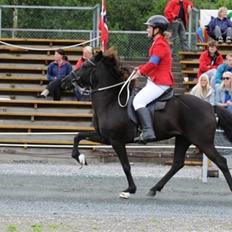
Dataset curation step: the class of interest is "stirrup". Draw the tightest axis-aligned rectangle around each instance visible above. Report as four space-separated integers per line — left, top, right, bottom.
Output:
134 132 155 144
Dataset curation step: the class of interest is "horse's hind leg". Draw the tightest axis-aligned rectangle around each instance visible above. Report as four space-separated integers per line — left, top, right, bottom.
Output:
201 145 232 191
148 136 191 196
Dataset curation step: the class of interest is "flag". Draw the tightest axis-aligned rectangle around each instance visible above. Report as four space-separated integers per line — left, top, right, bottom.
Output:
98 0 109 51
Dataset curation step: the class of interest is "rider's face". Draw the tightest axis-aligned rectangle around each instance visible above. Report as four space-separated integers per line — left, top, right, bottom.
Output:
147 26 154 38
147 26 159 38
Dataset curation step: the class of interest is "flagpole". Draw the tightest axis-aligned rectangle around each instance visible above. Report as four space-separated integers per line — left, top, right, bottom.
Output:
99 0 109 52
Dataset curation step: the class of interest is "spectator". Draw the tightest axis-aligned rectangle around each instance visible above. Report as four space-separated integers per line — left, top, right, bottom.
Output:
190 73 215 155
39 49 72 100
164 0 193 51
215 53 232 87
73 46 94 101
190 73 215 105
207 7 232 44
197 40 223 86
215 71 232 113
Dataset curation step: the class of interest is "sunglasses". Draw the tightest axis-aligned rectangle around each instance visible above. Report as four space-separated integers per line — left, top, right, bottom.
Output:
222 77 231 80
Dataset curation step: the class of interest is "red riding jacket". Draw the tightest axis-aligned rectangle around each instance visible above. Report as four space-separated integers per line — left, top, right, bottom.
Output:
139 35 173 86
75 57 85 70
164 0 193 28
197 50 224 78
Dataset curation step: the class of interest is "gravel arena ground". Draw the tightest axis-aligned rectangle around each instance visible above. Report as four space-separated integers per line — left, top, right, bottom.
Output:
0 148 231 232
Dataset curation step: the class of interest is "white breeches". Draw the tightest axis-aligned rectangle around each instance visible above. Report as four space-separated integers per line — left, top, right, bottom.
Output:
133 78 170 111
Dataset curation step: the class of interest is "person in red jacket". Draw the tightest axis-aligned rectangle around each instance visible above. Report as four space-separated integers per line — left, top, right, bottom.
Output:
197 40 224 86
164 0 193 51
74 46 94 100
132 15 173 144
75 46 93 70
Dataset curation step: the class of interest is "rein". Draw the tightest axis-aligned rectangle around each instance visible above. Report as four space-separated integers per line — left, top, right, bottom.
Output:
91 70 136 108
82 59 136 107
91 81 126 93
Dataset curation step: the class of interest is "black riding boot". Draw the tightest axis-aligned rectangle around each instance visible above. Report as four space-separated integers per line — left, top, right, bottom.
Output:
134 107 156 144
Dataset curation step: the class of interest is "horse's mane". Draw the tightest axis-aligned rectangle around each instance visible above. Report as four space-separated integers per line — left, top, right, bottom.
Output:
103 47 135 86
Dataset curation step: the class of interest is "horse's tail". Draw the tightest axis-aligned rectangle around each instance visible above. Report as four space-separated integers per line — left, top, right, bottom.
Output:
215 105 232 143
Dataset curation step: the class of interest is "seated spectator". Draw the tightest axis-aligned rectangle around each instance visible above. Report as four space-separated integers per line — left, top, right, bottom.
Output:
190 73 215 105
207 7 232 44
73 46 94 101
215 71 232 112
190 73 215 155
215 53 232 87
197 40 223 86
39 49 72 100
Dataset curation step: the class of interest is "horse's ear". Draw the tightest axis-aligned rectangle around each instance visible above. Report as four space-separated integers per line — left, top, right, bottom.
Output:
95 51 103 62
104 47 118 59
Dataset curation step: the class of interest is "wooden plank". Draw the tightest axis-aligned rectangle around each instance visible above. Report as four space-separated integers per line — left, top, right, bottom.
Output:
197 42 232 47
0 75 47 82
0 87 44 92
0 138 98 145
0 111 93 118
0 37 86 44
0 64 47 71
0 124 95 131
180 60 199 64
179 51 229 56
182 69 198 74
183 80 197 85
0 53 80 62
0 45 86 53
0 99 92 106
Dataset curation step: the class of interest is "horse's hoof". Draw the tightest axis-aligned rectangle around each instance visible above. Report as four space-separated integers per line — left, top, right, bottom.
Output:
147 190 156 197
119 192 130 199
78 154 88 168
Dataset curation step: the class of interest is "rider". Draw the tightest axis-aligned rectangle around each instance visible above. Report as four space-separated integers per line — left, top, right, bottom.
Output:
132 15 174 144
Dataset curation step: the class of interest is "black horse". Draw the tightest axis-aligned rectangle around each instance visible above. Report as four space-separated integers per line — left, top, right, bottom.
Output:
62 49 232 197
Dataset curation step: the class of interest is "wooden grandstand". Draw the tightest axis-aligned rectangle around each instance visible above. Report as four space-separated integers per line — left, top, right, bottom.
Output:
0 37 96 146
0 37 207 164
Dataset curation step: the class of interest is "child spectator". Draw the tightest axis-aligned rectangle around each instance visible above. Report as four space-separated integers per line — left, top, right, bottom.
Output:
207 7 232 44
215 71 232 112
190 73 215 105
197 40 223 86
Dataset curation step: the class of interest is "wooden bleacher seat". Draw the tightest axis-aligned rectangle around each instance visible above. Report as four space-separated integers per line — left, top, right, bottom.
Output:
0 38 96 146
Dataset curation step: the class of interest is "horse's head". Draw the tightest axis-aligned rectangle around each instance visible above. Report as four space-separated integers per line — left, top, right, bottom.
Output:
62 48 127 93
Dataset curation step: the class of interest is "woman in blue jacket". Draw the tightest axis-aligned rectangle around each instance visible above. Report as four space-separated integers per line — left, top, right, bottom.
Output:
207 7 232 43
39 49 72 100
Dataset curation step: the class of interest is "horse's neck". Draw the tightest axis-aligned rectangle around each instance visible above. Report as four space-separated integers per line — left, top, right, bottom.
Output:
92 90 125 112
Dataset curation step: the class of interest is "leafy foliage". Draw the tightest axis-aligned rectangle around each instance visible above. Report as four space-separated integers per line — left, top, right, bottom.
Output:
0 0 232 30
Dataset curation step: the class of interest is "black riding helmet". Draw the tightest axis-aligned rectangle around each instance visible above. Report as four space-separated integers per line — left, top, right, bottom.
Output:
145 15 169 32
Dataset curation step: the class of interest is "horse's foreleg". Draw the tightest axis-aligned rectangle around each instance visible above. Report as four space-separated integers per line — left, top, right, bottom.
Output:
202 145 232 192
72 131 107 165
111 140 137 195
148 136 191 196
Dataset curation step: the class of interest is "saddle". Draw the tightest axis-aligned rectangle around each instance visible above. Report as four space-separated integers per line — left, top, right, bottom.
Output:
127 87 174 125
